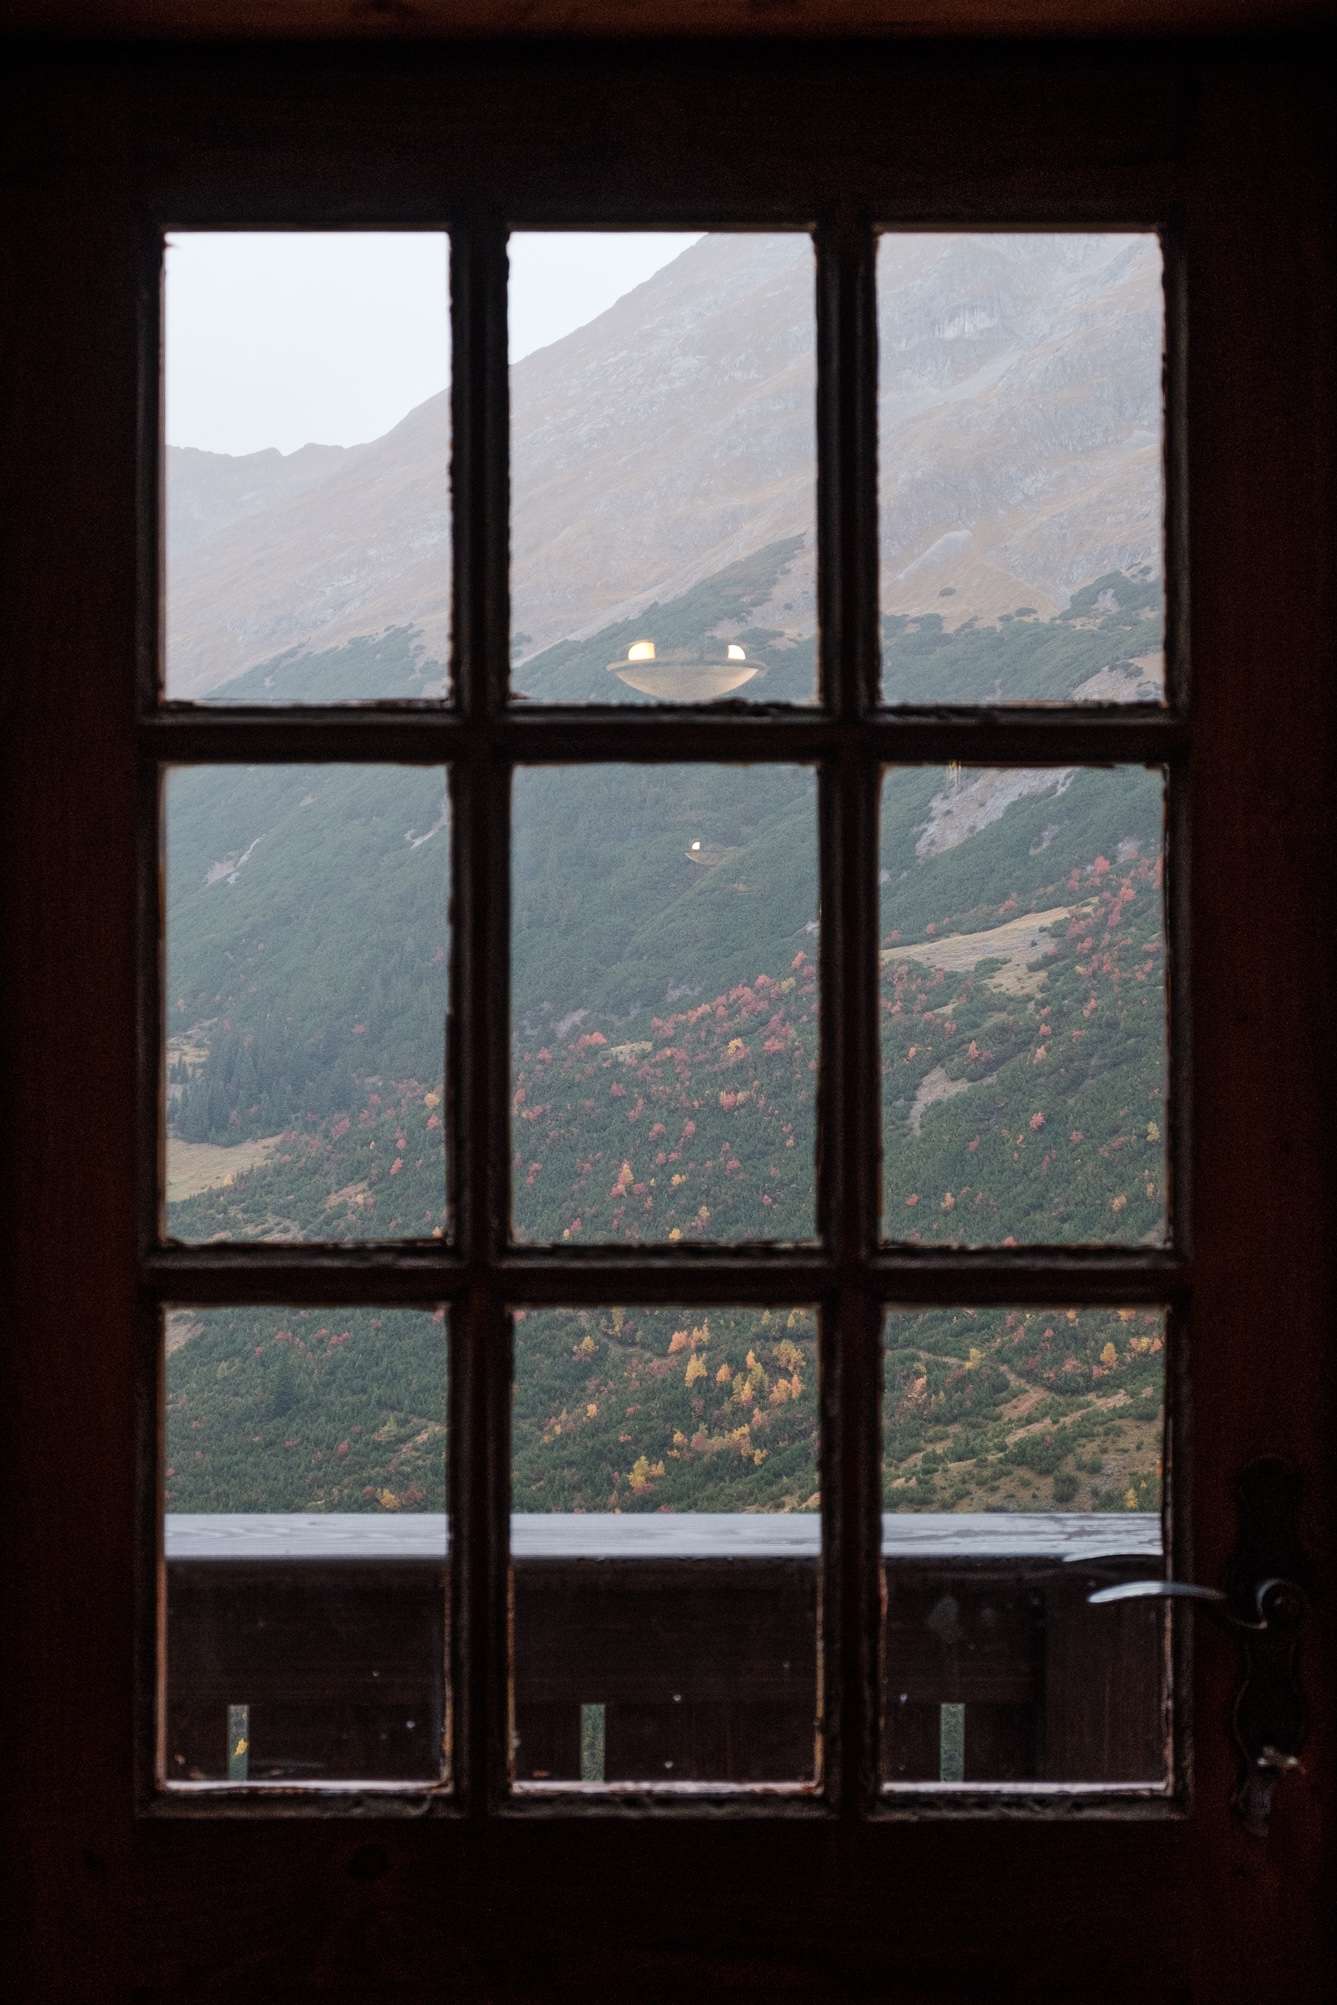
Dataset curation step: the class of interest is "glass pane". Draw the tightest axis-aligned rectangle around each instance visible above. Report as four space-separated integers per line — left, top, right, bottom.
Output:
164 1306 448 1784
509 232 817 703
511 1305 820 1786
165 232 450 702
164 765 449 1243
878 233 1164 704
511 764 818 1244
881 765 1167 1245
882 1307 1167 1786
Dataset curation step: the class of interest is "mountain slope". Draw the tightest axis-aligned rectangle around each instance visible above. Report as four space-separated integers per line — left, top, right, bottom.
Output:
166 231 1163 700
160 233 1169 1523
164 564 1161 1167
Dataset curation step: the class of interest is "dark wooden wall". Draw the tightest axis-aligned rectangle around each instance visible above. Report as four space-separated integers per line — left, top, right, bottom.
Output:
165 1555 1163 1786
2 29 1332 2004
8 1 1336 40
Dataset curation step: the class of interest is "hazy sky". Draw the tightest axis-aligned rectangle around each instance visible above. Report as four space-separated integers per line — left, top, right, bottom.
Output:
165 231 702 457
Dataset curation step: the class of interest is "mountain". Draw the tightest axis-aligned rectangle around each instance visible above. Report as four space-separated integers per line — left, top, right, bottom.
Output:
165 230 1163 699
167 400 452 700
167 439 350 558
874 232 1162 633
163 579 1168 1520
161 231 1168 1524
167 1299 1162 1521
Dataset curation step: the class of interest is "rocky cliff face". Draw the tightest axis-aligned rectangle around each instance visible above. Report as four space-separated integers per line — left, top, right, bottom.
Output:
166 398 452 698
168 439 350 558
166 230 1162 699
876 233 1162 626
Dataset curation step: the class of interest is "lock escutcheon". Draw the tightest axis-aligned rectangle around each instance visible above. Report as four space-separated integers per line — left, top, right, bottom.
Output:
1085 1457 1309 1837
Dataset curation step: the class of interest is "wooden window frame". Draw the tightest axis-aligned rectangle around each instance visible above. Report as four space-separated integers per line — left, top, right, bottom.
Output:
6 35 1331 1999
140 208 1186 1830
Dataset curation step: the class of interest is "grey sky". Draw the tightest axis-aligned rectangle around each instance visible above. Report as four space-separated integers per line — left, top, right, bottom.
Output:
165 231 702 457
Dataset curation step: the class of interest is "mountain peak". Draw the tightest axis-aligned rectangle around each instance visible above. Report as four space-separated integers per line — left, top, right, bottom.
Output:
166 230 1161 700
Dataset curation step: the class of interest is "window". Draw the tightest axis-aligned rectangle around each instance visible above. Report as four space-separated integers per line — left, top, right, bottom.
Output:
8 35 1330 1998
150 216 1177 1808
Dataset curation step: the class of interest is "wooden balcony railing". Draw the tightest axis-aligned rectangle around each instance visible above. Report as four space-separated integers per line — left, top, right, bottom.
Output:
164 1513 1164 1788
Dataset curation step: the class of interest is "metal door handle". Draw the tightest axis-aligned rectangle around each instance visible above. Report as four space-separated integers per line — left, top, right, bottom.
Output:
1088 1573 1306 1634
1083 1457 1309 1837
1088 1577 1226 1607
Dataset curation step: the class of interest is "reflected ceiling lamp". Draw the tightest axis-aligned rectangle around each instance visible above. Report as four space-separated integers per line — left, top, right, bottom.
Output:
609 638 765 701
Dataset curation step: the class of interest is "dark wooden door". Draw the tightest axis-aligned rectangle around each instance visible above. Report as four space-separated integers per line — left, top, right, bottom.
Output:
3 37 1331 2002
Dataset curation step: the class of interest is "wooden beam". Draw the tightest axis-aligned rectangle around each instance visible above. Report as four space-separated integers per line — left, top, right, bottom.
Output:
5 2 1335 44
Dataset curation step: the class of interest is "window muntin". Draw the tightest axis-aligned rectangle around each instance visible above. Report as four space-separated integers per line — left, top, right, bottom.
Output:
147 219 1181 1811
